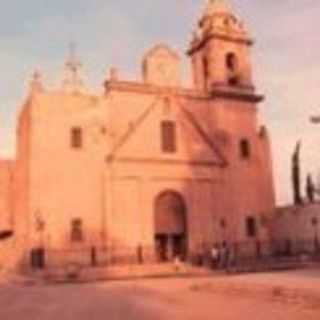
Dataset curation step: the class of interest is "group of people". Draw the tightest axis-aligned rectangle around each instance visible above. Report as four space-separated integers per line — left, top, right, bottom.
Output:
209 242 236 271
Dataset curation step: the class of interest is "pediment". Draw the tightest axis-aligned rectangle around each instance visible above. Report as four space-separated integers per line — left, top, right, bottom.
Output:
143 43 180 62
106 97 227 167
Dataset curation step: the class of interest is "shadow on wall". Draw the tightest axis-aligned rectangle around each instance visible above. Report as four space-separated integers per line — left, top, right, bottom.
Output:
0 236 19 273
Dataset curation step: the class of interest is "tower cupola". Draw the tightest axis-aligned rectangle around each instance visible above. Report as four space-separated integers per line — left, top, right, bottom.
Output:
188 0 255 93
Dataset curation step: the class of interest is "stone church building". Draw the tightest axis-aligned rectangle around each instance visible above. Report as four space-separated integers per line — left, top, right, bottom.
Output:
1 0 276 269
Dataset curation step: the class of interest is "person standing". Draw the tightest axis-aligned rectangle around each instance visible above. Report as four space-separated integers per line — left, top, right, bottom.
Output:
306 174 315 203
210 244 219 269
219 241 227 269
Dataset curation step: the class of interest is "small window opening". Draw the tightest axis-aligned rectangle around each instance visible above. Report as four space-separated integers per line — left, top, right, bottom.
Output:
220 219 227 229
240 139 251 159
226 53 240 86
161 121 177 153
71 127 82 149
203 56 209 89
246 217 257 238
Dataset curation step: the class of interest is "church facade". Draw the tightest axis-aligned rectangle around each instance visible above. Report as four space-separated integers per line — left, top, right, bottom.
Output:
3 0 276 269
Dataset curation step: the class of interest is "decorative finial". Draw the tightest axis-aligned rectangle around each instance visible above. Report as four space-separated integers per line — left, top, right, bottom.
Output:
62 42 84 93
30 70 43 93
110 67 119 82
204 0 230 16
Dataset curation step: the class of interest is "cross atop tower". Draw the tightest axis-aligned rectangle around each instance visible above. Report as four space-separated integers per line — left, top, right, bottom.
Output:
62 42 84 93
204 0 231 16
66 42 82 79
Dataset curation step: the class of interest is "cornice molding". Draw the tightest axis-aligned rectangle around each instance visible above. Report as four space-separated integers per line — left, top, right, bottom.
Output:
104 80 263 103
104 80 209 100
105 156 226 168
210 85 264 103
188 32 253 56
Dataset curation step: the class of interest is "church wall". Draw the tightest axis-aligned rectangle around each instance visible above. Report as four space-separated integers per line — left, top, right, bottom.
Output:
0 160 14 232
106 158 228 262
205 98 275 251
272 204 320 254
105 87 275 259
15 105 30 235
26 92 108 255
13 102 33 268
0 160 15 269
190 51 206 91
15 86 240 266
13 85 276 266
102 88 232 261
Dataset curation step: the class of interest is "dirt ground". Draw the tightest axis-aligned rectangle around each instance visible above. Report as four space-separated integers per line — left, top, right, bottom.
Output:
0 269 320 320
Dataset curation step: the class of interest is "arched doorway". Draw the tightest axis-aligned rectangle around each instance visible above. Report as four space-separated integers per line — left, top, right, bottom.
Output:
30 247 46 269
154 191 187 262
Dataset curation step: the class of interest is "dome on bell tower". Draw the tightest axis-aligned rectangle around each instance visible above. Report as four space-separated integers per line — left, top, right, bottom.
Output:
197 0 248 39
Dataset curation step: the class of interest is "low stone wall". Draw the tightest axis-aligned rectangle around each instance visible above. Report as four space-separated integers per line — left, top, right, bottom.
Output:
272 203 320 255
24 245 157 271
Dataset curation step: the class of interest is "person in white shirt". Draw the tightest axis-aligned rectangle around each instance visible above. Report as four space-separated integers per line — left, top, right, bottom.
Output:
210 244 219 269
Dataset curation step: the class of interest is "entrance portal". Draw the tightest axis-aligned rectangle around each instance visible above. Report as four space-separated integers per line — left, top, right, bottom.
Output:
154 191 187 262
30 247 46 269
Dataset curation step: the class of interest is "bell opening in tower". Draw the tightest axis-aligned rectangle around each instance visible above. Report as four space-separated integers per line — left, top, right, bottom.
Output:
226 52 240 87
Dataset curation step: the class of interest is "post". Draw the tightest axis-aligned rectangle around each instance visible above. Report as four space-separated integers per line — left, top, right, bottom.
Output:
292 141 303 205
312 217 319 253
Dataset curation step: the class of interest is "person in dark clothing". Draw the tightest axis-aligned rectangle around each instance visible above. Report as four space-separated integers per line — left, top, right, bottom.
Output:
306 173 315 203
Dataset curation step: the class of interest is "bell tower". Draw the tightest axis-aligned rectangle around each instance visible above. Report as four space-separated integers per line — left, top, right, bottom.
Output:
188 0 254 93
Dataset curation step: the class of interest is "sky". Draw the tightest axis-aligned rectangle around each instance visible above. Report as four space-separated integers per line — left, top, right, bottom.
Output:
0 0 319 205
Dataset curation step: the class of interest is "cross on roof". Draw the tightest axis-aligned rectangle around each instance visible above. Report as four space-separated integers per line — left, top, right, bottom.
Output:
65 42 82 85
63 42 83 91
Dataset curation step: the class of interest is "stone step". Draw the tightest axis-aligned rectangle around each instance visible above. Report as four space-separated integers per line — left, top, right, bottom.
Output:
38 263 214 283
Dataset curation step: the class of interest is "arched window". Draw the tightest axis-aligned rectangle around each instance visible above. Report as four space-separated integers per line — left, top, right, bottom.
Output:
240 138 251 159
161 121 177 153
226 52 240 86
226 53 236 68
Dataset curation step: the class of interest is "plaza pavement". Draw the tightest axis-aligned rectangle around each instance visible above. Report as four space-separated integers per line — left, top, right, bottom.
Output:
0 269 319 320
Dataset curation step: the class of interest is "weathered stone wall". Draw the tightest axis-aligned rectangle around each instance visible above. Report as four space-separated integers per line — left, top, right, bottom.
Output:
0 160 15 270
26 92 108 251
272 203 320 254
0 160 14 231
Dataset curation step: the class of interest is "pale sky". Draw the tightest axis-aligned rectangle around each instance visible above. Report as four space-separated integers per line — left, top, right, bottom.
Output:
0 0 319 206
